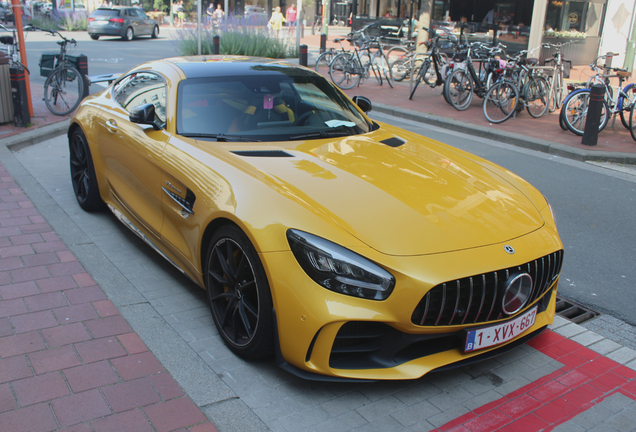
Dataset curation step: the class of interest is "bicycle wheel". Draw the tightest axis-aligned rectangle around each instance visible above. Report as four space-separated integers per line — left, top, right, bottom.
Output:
421 61 437 87
409 60 427 100
329 53 360 90
386 46 409 64
562 90 609 136
44 66 84 116
390 58 409 82
315 51 333 77
629 101 636 141
483 80 519 124
618 86 635 129
445 68 473 111
379 55 393 88
525 76 549 118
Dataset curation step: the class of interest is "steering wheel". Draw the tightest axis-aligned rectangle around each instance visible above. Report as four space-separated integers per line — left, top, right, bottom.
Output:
293 110 315 126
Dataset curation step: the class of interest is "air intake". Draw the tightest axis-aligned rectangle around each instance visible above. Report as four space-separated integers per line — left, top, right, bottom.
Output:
380 137 406 148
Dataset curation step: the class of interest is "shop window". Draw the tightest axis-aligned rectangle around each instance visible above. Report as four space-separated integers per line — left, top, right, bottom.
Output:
544 0 605 37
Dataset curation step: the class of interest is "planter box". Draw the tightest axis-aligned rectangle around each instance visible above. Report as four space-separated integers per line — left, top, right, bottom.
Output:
540 36 600 66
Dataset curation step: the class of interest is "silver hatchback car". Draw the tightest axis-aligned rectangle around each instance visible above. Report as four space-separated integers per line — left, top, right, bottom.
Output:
88 6 159 41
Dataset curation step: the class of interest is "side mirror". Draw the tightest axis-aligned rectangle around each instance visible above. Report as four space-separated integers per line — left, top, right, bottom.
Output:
352 95 372 113
129 103 161 130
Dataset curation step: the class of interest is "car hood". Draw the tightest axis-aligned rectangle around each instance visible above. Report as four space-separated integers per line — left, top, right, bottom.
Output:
224 129 545 256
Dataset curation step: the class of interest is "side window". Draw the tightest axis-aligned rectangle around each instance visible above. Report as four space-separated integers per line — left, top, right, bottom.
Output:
113 72 167 125
137 10 148 19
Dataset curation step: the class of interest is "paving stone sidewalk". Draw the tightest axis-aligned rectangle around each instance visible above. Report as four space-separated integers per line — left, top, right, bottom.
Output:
0 164 219 432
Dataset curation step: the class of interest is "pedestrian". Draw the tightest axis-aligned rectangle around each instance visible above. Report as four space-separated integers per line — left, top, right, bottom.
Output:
285 3 296 36
267 6 286 38
172 0 180 26
177 1 186 27
213 4 224 22
206 2 214 26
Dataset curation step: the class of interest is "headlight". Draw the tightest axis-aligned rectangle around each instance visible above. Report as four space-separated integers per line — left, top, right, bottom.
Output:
544 195 557 228
287 229 395 300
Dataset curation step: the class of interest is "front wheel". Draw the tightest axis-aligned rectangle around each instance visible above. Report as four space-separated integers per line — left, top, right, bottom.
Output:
445 68 473 111
151 25 159 38
329 53 360 90
89 34 99 40
524 76 549 118
315 51 333 76
205 225 274 359
43 66 84 116
562 90 609 136
378 55 393 88
483 80 519 124
390 58 409 82
409 60 427 100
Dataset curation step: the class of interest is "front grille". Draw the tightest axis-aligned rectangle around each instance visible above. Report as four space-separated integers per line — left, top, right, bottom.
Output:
411 250 564 327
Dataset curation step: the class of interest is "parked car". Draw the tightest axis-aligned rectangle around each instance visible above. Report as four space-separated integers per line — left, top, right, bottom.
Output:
87 6 158 40
0 2 13 24
67 56 564 381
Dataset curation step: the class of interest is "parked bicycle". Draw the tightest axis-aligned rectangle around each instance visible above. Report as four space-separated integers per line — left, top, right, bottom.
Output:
312 15 322 35
34 27 85 116
408 27 456 100
315 37 353 77
329 30 393 89
561 55 635 136
541 41 573 113
0 23 28 70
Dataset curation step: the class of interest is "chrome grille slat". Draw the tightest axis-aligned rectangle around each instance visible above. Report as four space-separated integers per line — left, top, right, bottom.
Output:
412 250 564 327
462 277 474 325
435 284 447 326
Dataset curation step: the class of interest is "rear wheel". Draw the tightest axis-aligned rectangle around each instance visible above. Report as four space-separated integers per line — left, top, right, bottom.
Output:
69 128 104 212
123 26 134 41
409 60 427 100
315 51 334 77
525 76 549 118
205 225 274 359
629 101 636 141
390 58 409 82
483 80 519 124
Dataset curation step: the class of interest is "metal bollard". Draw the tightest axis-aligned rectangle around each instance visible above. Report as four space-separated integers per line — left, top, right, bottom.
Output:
299 44 308 67
76 54 89 100
320 33 326 54
581 84 604 146
10 65 30 128
213 35 220 55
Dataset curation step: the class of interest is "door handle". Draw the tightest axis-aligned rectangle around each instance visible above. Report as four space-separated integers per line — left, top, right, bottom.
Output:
105 120 118 133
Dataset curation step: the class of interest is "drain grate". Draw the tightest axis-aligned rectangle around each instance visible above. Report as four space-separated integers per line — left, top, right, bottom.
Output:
555 295 601 324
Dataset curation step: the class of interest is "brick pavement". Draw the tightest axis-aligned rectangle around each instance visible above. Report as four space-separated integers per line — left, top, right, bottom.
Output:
0 164 218 432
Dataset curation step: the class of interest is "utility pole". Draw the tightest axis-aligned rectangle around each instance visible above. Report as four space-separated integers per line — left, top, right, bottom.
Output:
624 2 636 72
10 0 32 117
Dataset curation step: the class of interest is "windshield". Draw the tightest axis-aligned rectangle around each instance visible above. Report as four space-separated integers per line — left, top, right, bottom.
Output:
176 71 371 141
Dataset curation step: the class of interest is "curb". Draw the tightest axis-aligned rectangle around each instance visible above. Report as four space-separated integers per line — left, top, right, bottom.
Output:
372 102 636 165
1 120 70 151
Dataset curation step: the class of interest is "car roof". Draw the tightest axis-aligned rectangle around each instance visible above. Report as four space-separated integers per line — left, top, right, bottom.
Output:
160 56 311 79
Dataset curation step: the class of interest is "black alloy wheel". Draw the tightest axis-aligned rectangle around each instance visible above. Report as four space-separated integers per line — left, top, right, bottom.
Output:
205 226 273 359
69 129 104 212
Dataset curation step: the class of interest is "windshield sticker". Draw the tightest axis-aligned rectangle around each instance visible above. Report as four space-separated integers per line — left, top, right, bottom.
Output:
325 120 356 128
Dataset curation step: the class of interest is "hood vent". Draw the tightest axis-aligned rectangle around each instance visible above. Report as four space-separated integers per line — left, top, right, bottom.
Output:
231 150 294 158
380 137 406 148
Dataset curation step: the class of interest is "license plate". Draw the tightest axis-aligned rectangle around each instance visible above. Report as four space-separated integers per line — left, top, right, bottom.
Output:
464 306 537 353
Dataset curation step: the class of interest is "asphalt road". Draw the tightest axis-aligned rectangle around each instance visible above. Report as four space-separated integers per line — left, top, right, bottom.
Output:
15 28 636 325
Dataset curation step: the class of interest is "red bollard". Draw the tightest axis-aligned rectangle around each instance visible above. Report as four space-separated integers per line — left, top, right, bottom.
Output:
299 45 308 67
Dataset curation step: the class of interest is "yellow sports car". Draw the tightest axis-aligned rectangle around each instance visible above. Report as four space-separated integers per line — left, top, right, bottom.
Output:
68 56 563 381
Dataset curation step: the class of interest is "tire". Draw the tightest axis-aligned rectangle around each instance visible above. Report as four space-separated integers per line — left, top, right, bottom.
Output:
525 76 549 118
329 53 360 89
390 58 409 82
445 68 473 111
69 128 105 212
43 66 84 116
386 46 409 64
483 80 519 124
205 225 274 359
409 61 426 100
315 51 333 76
630 101 636 142
123 26 134 41
421 60 437 87
89 34 99 40
619 85 635 129
151 25 159 38
562 90 609 136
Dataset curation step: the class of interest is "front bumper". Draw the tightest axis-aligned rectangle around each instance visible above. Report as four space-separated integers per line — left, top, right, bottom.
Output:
261 226 562 381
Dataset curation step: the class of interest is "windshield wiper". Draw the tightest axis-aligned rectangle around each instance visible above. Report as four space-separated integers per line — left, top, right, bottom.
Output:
180 133 261 142
289 129 354 140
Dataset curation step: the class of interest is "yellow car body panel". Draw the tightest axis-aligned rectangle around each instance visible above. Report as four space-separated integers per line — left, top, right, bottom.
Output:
69 56 564 381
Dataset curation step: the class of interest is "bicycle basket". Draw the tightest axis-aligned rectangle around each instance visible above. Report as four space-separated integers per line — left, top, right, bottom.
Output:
39 53 59 77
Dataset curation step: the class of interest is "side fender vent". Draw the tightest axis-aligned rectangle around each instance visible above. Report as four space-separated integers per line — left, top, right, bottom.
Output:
380 137 406 148
231 150 294 158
